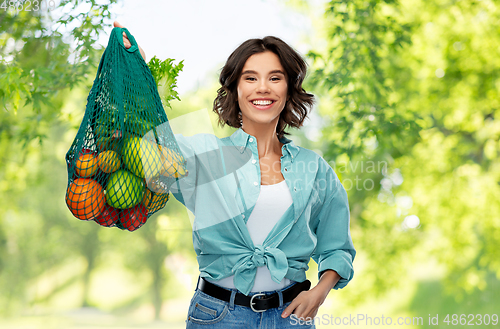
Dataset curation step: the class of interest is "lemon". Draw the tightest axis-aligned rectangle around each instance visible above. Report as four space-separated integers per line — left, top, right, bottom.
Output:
159 145 186 178
97 150 121 173
122 137 161 179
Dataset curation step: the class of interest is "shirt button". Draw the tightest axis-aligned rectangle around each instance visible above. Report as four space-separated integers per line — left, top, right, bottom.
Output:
254 182 258 186
284 168 287 172
242 214 245 219
249 138 254 142
252 159 256 164
294 187 297 192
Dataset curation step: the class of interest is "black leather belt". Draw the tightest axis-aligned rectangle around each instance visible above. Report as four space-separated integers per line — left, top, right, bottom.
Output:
197 277 311 312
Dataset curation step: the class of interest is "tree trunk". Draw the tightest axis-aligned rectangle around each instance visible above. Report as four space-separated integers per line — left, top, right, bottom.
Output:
81 228 98 307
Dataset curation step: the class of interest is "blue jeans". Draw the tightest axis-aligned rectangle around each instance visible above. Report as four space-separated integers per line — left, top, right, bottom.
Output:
185 281 315 329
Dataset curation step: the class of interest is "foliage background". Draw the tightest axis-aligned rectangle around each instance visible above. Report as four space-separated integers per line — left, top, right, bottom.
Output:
0 0 499 328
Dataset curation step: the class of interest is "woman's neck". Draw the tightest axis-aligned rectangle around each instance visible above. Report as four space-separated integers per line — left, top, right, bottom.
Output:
241 125 283 159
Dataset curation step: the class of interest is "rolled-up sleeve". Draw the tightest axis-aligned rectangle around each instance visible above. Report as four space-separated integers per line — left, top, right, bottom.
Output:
311 177 356 289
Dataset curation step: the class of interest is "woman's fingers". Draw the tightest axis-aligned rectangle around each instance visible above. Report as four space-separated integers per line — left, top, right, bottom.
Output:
282 297 299 318
281 290 320 321
113 21 131 49
112 20 145 60
122 32 131 48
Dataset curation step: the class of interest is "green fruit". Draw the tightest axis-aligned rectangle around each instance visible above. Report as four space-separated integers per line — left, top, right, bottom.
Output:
138 119 155 136
106 169 144 209
95 106 120 137
124 113 156 137
96 135 122 153
122 137 161 178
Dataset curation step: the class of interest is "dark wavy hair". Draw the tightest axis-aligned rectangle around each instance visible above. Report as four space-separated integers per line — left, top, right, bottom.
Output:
213 36 315 140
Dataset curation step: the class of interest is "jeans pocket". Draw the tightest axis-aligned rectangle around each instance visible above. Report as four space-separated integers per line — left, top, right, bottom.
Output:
187 290 229 325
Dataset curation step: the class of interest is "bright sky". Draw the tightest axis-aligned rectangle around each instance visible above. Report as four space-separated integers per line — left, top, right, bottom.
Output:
103 0 314 95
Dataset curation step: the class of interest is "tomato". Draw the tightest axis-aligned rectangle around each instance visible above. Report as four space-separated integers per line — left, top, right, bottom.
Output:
120 204 148 231
94 204 120 227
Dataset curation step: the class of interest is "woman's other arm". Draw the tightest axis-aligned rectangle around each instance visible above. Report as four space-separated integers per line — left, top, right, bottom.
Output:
281 269 340 320
282 167 355 321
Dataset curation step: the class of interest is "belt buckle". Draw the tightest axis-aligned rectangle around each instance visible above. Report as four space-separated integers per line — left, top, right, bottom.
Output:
250 293 266 313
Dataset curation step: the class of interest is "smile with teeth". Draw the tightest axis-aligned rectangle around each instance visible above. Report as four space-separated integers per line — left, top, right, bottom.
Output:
252 100 274 106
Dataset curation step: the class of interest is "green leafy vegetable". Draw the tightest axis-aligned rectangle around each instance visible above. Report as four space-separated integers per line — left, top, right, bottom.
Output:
147 56 184 109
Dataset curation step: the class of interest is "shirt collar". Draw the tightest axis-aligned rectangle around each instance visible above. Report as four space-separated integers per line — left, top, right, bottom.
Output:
230 127 300 162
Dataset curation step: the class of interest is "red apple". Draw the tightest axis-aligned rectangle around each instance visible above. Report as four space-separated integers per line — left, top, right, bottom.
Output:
121 204 148 231
80 148 95 155
95 204 120 227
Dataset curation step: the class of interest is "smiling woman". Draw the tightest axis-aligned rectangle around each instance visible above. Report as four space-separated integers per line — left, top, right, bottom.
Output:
213 36 314 142
238 52 288 124
116 22 355 329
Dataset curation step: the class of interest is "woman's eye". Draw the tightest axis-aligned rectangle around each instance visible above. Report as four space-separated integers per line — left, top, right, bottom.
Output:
246 77 256 81
271 77 281 81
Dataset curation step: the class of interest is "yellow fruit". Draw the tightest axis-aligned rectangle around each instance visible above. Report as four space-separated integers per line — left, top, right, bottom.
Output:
98 150 121 173
142 188 152 205
75 153 99 177
122 137 162 179
142 188 169 213
172 162 186 178
159 145 186 178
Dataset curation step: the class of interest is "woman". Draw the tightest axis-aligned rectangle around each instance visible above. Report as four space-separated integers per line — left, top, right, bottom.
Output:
114 21 355 328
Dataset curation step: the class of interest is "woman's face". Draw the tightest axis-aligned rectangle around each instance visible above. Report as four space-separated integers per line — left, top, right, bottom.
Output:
237 51 288 130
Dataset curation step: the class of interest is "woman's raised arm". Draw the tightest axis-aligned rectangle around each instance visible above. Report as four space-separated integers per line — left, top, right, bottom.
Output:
113 21 147 61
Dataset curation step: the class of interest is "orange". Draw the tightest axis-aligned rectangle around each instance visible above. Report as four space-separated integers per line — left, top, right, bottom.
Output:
142 188 152 205
142 188 169 213
97 150 121 173
75 153 99 177
66 178 105 220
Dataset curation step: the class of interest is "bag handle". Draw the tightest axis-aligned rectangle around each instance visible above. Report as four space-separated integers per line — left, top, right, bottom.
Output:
113 27 139 53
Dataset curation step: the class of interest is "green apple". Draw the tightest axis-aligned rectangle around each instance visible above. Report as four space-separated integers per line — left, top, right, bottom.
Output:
122 137 161 179
124 111 158 137
106 169 144 209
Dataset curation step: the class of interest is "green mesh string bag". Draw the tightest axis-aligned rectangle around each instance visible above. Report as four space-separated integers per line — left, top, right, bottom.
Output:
65 27 187 232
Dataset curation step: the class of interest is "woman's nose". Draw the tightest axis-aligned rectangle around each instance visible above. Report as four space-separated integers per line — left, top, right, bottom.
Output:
256 80 270 93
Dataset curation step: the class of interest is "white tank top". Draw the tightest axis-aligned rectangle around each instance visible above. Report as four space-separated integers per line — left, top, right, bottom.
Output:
207 179 294 292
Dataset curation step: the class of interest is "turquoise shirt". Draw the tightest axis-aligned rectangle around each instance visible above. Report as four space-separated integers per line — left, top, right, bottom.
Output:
170 127 355 296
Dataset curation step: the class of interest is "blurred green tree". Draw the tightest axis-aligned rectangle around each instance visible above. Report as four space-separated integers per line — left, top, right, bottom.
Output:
0 0 120 313
302 0 500 304
0 0 118 145
0 0 190 318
